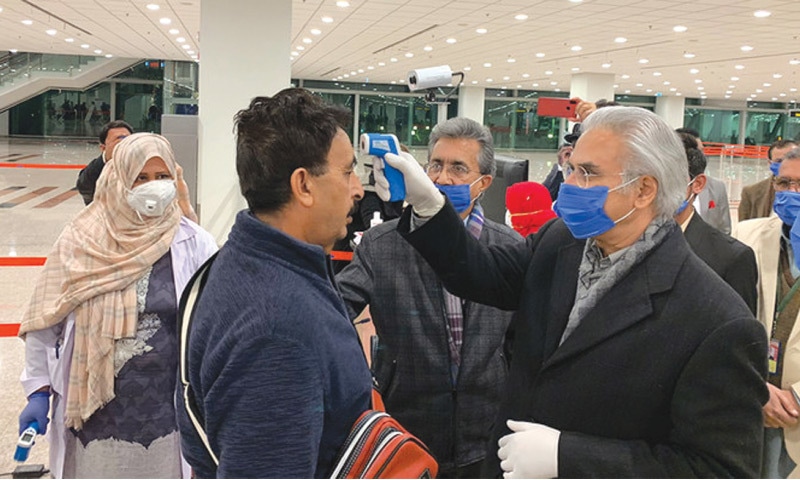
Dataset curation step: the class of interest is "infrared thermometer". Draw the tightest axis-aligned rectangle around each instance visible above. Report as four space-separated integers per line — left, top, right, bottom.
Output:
360 133 406 202
14 420 38 462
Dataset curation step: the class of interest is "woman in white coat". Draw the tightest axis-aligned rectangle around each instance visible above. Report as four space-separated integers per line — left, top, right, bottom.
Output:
18 133 217 478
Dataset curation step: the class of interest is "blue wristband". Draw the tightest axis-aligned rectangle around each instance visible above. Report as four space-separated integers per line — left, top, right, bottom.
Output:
28 391 50 399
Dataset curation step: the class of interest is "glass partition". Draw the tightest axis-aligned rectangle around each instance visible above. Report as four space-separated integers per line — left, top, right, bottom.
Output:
683 108 740 144
358 94 437 147
744 112 784 145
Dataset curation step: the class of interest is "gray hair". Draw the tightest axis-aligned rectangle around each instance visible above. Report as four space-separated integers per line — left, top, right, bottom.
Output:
428 117 496 176
580 106 687 219
781 147 800 168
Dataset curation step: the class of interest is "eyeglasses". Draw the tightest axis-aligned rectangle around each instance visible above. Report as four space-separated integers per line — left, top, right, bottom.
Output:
564 163 627 189
774 176 800 192
425 162 474 180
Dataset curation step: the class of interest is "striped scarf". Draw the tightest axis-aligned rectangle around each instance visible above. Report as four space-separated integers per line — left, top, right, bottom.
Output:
442 203 484 384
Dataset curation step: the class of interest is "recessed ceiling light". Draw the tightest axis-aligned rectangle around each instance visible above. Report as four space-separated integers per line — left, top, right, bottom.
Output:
754 10 771 18
532 83 539 87
423 45 432 52
367 66 374 70
463 66 471 71
483 62 492 67
772 97 779 101
791 88 798 92
522 73 530 78
571 45 582 51
321 16 333 23
168 29 179 35
653 72 662 76
689 68 699 74
544 70 553 75
336 0 350 6
756 88 763 93
569 0 583 3
159 17 171 25
636 83 643 87
378 62 385 66
729 85 736 88
514 14 528 20
731 76 739 81
310 28 321 35
390 57 398 62
602 63 612 69
572 67 580 72
296 45 305 51
741 45 753 52
550 81 558 86
625 89 631 93
471 80 478 85
446 38 457 44
517 84 522 89
673 25 688 33
187 50 195 54
404 52 413 58
9 49 18 53
726 91 732 94
763 83 772 87
791 59 800 66
105 53 113 58
676 93 682 96
780 93 787 97
487 78 494 82
177 37 186 43
302 37 312 44
80 44 89 49
614 37 627 43
508 58 516 63
94 49 102 54
503 76 510 80
343 73 349 78
21 19 33 25
535 52 545 58
694 79 702 84
476 28 487 34
646 89 653 93
291 51 299 57
735 64 745 70
621 74 630 79
45 29 57 36
65 38 74 43
638 58 649 64
182 44 190 50
684 52 695 59
774 73 783 79
146 4 159 10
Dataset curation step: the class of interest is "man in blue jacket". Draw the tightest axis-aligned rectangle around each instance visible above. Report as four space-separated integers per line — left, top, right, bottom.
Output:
177 88 371 478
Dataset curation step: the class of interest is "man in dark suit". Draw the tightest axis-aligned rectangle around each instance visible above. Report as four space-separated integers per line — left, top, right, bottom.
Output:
739 139 798 222
76 120 133 205
337 117 522 478
541 144 572 201
676 147 758 314
376 106 768 477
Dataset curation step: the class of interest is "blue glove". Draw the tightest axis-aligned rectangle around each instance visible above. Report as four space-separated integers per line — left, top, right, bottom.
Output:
19 391 50 435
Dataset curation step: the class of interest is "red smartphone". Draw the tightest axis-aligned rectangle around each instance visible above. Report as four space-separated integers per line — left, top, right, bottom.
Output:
537 97 578 118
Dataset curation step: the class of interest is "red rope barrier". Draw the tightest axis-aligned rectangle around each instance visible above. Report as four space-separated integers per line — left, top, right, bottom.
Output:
0 163 86 169
0 323 20 337
0 257 46 266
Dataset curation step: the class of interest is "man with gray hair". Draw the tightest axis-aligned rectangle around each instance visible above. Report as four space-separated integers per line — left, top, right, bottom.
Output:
378 106 768 477
337 117 522 478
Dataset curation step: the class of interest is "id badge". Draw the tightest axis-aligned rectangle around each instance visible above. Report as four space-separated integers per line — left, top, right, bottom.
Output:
769 339 781 375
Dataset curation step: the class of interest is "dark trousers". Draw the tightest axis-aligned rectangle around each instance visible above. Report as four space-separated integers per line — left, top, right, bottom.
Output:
437 459 484 479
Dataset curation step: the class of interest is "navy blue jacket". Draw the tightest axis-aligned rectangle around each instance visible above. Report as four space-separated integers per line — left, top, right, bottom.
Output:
177 210 371 478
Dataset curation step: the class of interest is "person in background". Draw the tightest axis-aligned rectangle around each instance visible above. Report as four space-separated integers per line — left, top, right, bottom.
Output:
18 133 217 478
676 127 732 234
337 117 522 478
177 89 371 478
379 106 768 477
739 139 798 222
505 181 557 237
542 145 572 201
76 120 132 205
675 145 758 314
735 147 800 478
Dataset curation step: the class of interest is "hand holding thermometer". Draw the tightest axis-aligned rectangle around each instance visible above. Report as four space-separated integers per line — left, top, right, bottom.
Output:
360 133 406 202
14 420 38 462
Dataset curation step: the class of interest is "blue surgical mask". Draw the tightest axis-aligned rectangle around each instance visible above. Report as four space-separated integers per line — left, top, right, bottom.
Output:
674 178 697 216
770 161 781 177
436 176 485 214
553 177 639 239
774 190 800 226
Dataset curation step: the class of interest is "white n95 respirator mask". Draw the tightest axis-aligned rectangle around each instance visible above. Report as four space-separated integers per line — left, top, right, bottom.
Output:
126 180 176 217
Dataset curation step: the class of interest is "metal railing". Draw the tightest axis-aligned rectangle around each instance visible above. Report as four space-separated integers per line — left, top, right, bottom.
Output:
0 53 98 88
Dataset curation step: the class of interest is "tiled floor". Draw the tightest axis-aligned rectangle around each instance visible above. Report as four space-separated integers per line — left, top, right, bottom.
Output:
0 136 767 476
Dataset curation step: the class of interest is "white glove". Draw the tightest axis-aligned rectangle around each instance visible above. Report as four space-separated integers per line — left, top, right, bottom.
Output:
375 152 444 217
498 420 560 479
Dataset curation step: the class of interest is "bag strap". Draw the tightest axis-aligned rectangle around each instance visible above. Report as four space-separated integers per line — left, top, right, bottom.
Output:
178 252 220 466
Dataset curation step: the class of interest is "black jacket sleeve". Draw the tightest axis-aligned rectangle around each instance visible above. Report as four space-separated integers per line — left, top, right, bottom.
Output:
76 155 105 205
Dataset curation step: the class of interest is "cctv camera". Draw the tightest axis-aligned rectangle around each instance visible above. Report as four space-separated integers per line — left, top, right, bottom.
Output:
407 65 454 91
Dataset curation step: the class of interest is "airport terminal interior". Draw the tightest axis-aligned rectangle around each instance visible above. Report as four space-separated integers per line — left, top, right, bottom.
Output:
0 0 795 477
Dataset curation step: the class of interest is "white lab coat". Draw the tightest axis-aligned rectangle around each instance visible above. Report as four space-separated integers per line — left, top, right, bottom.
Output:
20 217 217 479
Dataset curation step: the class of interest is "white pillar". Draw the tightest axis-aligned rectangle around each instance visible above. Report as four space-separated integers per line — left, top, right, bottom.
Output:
570 73 615 104
0 110 8 136
655 95 686 129
458 86 485 123
437 104 448 125
198 0 292 243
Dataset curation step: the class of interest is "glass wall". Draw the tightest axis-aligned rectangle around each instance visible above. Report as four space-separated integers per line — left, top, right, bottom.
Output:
164 60 198 115
484 91 568 150
10 84 111 137
684 108 740 144
358 94 437 147
744 112 784 145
